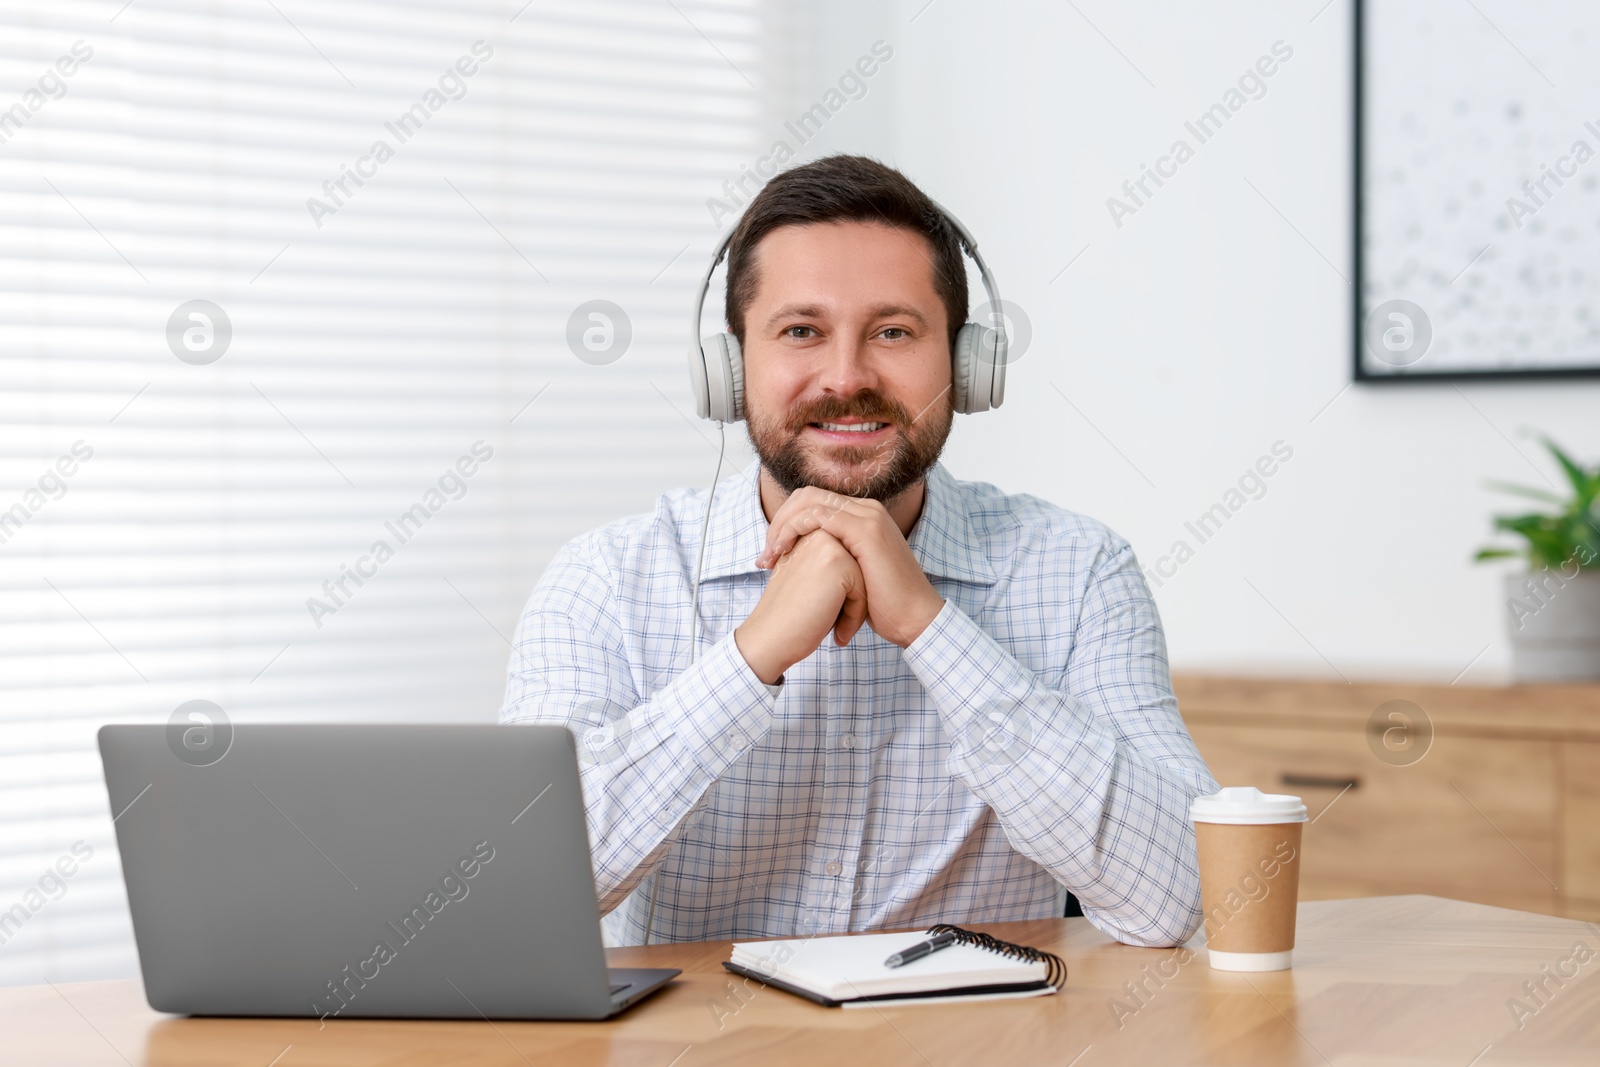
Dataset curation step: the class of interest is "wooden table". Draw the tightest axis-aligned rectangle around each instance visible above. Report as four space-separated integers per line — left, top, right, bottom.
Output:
5 896 1597 1066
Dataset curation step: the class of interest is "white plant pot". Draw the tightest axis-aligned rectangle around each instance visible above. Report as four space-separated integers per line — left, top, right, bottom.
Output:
1504 570 1600 682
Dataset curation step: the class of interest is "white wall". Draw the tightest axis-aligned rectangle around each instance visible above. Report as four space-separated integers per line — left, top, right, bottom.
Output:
786 0 1600 682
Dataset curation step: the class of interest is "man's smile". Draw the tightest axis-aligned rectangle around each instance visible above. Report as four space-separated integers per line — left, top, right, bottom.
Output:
805 417 894 444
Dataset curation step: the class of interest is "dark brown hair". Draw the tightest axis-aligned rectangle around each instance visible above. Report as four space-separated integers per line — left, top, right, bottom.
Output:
723 154 968 351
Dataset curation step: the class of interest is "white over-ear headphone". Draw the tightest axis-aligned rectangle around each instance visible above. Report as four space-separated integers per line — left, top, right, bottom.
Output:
686 199 1008 422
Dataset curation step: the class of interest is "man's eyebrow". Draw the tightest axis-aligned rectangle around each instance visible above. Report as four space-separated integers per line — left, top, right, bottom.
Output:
762 303 930 330
764 303 826 330
869 304 928 326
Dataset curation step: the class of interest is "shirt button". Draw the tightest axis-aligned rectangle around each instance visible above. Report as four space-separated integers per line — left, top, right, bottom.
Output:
840 733 856 750
825 861 843 876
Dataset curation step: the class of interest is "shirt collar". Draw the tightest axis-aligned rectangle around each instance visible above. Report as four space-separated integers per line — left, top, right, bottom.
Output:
694 462 998 586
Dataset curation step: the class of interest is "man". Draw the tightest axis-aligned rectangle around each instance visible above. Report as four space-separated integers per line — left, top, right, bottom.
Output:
502 155 1219 949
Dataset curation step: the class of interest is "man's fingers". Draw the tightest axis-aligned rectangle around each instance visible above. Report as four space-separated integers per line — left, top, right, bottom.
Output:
762 491 831 560
834 579 869 646
760 494 861 567
760 508 829 567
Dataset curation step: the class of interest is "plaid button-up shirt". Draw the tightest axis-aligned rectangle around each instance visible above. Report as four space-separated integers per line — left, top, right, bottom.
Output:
501 462 1219 947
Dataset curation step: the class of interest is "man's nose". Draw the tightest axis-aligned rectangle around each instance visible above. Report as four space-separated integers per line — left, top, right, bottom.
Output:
816 334 878 397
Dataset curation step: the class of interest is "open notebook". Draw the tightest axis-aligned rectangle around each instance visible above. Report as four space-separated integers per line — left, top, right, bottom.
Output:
723 925 1067 1008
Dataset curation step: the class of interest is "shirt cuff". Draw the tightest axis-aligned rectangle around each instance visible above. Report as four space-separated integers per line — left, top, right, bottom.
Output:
903 597 981 675
670 629 781 774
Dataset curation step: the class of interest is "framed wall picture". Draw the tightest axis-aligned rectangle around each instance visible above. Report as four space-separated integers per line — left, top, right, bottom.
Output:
1356 0 1600 380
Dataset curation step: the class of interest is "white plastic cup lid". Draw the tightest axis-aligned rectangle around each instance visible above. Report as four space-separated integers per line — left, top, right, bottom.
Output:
1190 786 1308 825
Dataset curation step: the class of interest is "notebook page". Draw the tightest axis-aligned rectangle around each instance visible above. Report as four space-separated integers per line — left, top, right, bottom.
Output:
731 931 1048 1000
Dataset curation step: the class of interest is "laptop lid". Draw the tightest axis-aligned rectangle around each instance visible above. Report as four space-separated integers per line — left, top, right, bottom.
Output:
99 723 629 1020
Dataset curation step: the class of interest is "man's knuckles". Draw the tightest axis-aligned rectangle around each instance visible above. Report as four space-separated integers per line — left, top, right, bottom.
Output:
778 530 850 570
806 535 855 570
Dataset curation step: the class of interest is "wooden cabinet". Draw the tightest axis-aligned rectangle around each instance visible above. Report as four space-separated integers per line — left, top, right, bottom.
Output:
1174 675 1600 921
1564 741 1600 916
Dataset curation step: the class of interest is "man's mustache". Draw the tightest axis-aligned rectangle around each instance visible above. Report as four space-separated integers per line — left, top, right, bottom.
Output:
784 391 911 433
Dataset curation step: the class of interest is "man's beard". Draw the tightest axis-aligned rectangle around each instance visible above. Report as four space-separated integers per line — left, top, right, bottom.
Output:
747 387 954 502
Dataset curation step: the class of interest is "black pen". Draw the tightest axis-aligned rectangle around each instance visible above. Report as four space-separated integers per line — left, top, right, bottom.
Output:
883 929 958 969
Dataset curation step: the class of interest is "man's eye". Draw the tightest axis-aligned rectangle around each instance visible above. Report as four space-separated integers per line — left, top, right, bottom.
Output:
880 327 907 340
785 325 816 339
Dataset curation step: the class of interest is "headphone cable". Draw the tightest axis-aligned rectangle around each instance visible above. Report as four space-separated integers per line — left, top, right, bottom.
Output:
644 419 727 947
687 419 726 667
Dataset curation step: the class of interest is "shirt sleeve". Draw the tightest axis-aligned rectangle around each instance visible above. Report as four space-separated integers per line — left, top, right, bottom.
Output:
499 537 780 915
901 537 1219 948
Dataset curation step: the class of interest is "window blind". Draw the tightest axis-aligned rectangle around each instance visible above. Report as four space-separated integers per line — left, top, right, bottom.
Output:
0 0 771 984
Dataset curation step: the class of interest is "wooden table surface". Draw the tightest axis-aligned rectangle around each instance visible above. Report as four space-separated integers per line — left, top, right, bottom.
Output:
4 895 1597 1066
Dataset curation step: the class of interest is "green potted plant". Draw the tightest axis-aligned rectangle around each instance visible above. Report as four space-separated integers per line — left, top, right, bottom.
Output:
1474 438 1600 682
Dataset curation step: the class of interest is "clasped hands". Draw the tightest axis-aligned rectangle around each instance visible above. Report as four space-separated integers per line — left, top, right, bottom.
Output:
732 487 946 686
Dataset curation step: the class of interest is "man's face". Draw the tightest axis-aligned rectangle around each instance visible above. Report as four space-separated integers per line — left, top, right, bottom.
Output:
741 220 955 501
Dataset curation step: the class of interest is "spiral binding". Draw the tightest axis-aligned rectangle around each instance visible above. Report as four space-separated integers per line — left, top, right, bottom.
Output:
925 923 1068 989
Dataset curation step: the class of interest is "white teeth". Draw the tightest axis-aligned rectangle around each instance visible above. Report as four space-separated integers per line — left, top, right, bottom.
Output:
817 422 884 432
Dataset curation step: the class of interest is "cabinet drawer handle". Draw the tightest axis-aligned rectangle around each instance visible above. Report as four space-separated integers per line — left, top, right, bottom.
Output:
1279 773 1360 790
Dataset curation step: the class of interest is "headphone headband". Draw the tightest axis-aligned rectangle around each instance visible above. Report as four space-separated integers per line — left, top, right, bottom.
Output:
687 227 736 403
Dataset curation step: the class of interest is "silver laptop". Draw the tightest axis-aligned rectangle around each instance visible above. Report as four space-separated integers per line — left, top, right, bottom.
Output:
98 723 678 1020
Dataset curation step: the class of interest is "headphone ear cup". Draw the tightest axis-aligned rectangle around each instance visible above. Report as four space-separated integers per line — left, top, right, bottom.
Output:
952 323 977 415
698 332 745 422
723 333 745 422
688 339 713 420
989 326 1007 409
953 322 1000 414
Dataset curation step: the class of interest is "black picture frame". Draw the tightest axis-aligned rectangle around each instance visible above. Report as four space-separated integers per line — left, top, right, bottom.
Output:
1352 0 1600 383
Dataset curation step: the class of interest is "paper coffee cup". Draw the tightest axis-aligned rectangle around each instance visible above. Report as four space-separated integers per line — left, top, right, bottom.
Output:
1190 787 1308 972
